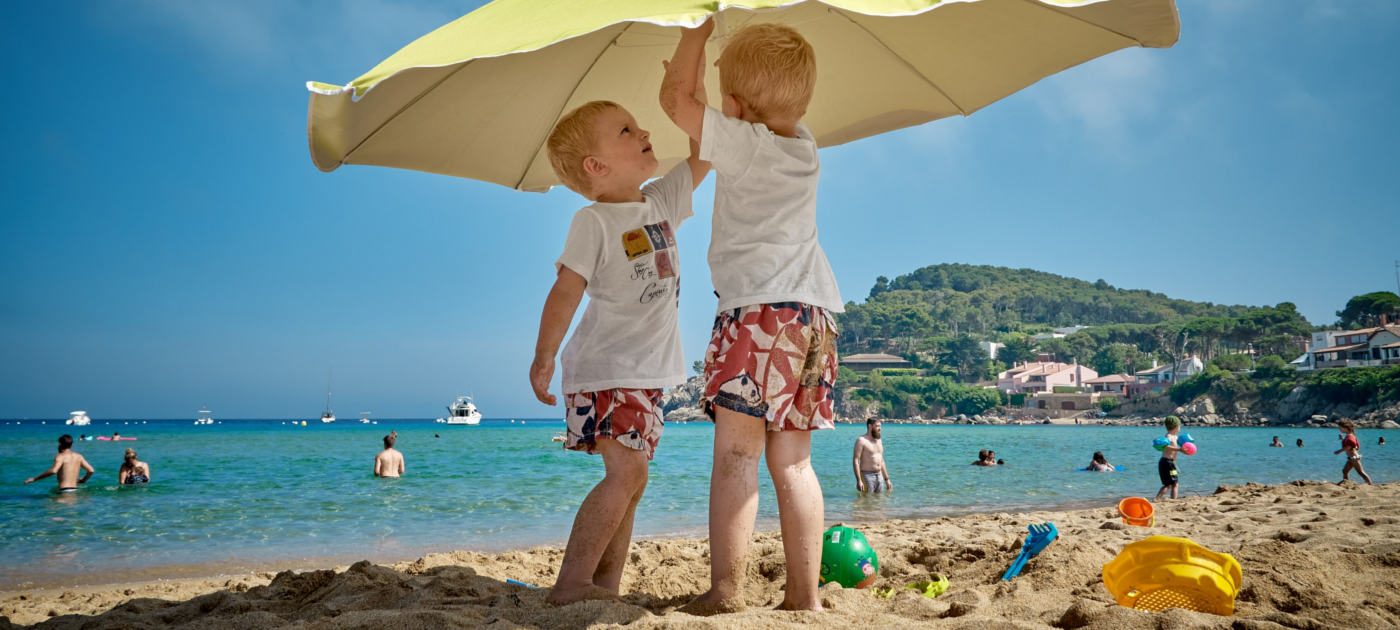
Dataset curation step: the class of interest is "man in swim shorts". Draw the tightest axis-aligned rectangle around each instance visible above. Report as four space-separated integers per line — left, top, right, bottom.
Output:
24 434 94 490
853 418 892 493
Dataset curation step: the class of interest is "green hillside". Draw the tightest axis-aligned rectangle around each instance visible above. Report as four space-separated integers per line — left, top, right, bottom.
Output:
835 264 1312 372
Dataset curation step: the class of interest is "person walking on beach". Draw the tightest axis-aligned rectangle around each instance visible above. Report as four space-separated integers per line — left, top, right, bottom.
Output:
374 434 404 478
853 419 893 493
529 80 709 604
1334 420 1373 485
662 19 841 615
118 448 150 484
23 434 94 491
1155 416 1184 500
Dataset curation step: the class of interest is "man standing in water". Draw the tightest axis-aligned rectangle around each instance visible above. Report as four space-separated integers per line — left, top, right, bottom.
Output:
374 434 404 478
853 419 893 493
24 434 94 491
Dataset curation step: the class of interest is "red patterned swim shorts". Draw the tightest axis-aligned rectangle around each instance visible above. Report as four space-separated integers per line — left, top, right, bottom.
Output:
564 388 665 459
702 302 839 431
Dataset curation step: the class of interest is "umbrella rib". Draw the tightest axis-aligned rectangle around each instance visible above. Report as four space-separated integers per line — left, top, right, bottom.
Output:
1015 0 1145 46
341 61 477 169
828 9 967 116
513 24 630 191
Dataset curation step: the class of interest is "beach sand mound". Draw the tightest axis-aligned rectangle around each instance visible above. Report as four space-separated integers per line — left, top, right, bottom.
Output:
3 481 1397 629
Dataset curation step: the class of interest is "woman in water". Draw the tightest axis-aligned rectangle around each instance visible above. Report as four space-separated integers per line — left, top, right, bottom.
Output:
118 448 151 484
1088 451 1115 472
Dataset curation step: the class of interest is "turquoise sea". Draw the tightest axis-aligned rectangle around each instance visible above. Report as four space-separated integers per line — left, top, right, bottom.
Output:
2 419 1395 589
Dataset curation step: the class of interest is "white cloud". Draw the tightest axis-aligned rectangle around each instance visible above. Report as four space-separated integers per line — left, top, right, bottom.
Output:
1026 48 1168 153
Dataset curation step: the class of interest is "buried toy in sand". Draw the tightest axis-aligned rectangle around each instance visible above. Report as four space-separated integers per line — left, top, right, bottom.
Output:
819 525 879 589
1102 535 1243 616
1001 522 1058 581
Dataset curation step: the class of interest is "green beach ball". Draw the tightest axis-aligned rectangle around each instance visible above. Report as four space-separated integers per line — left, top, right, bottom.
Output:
820 525 878 588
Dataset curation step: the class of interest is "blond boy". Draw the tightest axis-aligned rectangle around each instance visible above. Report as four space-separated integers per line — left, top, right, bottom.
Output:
530 94 708 604
661 20 841 614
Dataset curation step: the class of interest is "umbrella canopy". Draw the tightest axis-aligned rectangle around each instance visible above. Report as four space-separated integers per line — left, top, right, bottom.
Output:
307 0 1179 192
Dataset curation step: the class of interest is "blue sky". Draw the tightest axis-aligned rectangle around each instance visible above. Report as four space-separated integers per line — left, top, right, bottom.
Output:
3 1 1397 419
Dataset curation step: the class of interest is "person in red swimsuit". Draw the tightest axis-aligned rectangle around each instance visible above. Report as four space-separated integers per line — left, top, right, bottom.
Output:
1333 420 1373 485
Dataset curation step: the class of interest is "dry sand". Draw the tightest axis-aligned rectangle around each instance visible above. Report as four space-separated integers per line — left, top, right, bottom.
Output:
3 480 1397 629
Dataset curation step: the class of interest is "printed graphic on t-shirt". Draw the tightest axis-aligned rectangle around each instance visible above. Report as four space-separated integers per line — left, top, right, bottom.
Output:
644 224 667 251
622 229 653 260
654 250 675 279
618 220 679 304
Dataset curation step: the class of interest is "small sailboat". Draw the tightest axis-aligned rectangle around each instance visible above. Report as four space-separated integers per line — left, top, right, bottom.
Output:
320 368 336 423
360 411 372 424
195 407 214 425
439 395 482 425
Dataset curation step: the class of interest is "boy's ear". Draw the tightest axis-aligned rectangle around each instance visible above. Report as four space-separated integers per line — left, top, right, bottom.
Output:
582 156 608 178
724 93 743 120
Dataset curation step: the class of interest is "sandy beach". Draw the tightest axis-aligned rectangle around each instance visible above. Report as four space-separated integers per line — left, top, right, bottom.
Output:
3 480 1396 629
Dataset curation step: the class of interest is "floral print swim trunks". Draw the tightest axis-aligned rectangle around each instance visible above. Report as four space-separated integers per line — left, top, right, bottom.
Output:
701 302 838 431
564 388 664 459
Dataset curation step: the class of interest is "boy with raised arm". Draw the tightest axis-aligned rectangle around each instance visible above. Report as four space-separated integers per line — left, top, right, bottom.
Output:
529 90 709 604
661 19 842 614
24 434 94 491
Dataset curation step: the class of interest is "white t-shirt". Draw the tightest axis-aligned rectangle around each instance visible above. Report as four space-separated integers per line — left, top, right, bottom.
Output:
699 106 843 314
555 164 693 394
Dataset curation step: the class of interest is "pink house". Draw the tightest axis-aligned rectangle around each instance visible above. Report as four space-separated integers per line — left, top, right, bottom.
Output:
996 362 1099 394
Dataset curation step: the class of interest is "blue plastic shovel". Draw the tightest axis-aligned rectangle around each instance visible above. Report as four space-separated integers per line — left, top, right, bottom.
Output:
1001 522 1058 581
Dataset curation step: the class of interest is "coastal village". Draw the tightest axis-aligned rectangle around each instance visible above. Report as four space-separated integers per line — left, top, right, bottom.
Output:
664 318 1400 429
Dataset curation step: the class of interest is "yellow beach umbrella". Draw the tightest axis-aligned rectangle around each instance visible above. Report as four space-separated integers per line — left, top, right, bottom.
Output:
307 0 1179 191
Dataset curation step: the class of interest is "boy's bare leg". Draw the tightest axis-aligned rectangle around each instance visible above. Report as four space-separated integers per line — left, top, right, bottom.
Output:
680 407 764 616
765 429 824 611
548 439 649 605
594 463 647 592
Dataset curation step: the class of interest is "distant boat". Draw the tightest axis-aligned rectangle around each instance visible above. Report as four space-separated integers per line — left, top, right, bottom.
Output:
320 368 336 423
65 411 91 426
360 411 372 424
439 395 482 425
195 407 214 425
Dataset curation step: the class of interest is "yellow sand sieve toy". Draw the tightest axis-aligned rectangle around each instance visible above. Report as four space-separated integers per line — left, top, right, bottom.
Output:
1102 536 1243 616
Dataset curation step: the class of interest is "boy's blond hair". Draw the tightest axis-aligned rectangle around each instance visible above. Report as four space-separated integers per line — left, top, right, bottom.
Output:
546 100 620 196
1338 419 1355 431
718 23 816 122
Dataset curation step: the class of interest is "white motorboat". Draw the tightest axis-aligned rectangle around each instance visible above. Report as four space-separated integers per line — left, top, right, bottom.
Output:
195 407 214 425
440 395 482 425
66 411 91 426
320 368 336 423
360 412 372 424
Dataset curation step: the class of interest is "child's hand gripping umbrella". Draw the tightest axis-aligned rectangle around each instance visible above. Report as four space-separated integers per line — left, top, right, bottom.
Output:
1001 522 1058 581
